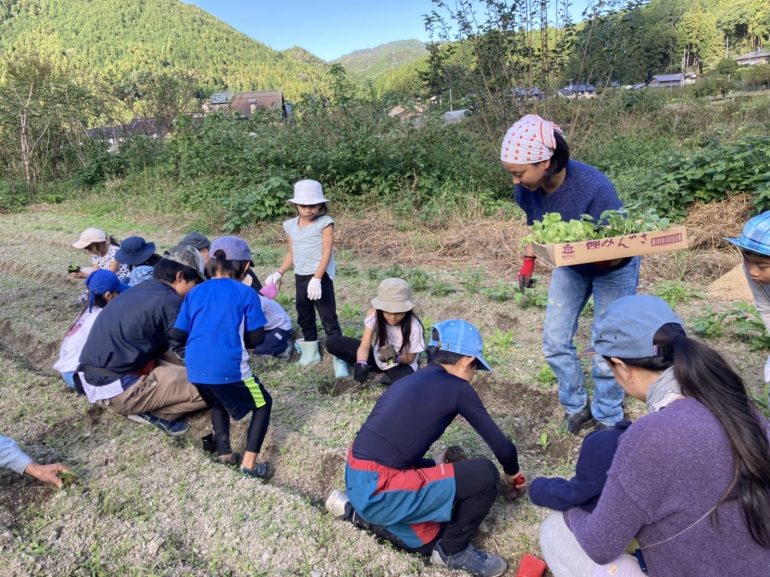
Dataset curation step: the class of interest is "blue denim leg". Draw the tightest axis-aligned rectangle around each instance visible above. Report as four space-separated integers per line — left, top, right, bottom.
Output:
589 257 641 424
543 266 593 415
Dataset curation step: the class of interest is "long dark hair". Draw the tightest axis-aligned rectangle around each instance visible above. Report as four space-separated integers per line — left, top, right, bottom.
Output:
374 309 422 356
610 324 770 547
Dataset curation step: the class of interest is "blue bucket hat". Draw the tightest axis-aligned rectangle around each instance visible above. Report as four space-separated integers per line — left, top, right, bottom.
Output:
210 236 252 263
84 269 128 311
429 319 491 371
582 295 684 359
116 236 156 266
178 231 211 251
725 211 770 256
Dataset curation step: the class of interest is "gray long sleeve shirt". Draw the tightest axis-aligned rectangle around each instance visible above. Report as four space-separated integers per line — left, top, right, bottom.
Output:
0 435 32 475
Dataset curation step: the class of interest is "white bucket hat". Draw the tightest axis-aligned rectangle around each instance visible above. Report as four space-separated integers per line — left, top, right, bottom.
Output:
288 179 329 205
73 227 107 249
370 278 416 313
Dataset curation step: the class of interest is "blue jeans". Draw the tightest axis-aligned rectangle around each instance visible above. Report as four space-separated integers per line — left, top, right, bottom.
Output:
542 258 640 424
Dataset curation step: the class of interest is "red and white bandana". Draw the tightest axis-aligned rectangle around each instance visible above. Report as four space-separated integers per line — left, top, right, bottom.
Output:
500 114 562 164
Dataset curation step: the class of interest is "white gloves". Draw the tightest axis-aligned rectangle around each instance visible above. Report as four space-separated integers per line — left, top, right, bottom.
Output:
764 355 770 384
265 271 283 287
307 277 322 300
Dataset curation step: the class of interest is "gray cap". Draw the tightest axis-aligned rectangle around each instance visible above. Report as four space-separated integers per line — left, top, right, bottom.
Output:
164 244 206 282
178 231 211 251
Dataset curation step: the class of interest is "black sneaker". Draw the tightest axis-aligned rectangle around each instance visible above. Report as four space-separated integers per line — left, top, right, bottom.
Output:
430 541 507 577
563 405 594 435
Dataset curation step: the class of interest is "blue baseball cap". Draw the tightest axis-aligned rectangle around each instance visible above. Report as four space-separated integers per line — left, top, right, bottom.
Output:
210 236 252 263
725 211 770 256
581 295 684 359
84 269 128 311
429 319 491 371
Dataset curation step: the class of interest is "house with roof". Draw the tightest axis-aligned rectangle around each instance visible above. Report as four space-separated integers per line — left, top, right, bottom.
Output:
648 73 684 88
86 117 170 152
734 49 770 67
512 86 544 101
202 90 288 118
556 83 596 98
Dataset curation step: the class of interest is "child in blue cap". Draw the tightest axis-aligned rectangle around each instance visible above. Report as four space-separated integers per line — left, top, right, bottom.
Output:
54 270 128 390
725 211 770 391
170 236 272 478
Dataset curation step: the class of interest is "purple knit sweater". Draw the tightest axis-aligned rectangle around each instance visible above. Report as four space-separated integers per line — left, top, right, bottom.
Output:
566 398 770 577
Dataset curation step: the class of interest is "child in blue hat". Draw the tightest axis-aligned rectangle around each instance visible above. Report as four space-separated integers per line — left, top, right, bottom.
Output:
725 211 770 391
170 236 272 478
54 270 128 390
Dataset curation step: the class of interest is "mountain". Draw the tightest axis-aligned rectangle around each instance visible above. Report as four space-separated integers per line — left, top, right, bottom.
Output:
334 40 427 81
0 0 329 99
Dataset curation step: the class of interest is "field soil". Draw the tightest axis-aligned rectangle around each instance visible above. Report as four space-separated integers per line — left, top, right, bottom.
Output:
0 206 765 577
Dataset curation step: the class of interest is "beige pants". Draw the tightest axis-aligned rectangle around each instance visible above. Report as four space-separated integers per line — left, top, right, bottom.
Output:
107 360 206 422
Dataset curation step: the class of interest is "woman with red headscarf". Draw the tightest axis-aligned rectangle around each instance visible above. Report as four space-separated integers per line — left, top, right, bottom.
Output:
500 114 639 435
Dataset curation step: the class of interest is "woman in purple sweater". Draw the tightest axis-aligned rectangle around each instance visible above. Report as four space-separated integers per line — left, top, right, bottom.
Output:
538 295 770 577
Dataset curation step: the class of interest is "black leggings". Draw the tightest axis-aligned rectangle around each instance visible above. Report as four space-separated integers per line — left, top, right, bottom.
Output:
325 335 415 383
295 273 341 341
198 384 273 456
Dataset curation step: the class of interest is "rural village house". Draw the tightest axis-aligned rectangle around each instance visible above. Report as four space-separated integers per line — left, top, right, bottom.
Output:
734 49 770 66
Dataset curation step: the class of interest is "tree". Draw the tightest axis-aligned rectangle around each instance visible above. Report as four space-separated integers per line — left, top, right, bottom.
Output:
0 50 94 194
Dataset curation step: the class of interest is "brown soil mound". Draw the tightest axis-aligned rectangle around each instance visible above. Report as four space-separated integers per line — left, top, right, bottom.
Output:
707 264 753 302
684 193 751 250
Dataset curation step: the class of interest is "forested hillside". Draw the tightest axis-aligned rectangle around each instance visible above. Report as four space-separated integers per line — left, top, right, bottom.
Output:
0 0 329 99
333 40 427 81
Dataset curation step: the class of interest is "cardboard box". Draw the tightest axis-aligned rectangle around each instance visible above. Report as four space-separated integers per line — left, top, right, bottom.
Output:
532 225 688 267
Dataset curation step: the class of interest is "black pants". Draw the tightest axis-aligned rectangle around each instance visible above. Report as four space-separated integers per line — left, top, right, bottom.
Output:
325 335 415 383
295 273 341 341
196 382 273 456
346 457 499 557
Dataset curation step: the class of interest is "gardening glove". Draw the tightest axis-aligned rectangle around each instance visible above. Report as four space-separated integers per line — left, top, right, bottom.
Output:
264 271 283 288
764 355 770 383
504 471 527 500
517 255 536 292
307 277 322 300
378 344 397 363
353 362 371 384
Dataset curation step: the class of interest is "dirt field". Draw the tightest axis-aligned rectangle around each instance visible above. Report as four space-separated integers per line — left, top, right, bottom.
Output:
0 206 766 577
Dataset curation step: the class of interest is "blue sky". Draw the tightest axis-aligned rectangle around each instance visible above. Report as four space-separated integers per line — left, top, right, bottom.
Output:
184 1 591 61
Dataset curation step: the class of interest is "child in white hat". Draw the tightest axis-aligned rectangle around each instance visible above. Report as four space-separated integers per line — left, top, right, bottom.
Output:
69 227 129 280
325 278 425 385
264 180 344 372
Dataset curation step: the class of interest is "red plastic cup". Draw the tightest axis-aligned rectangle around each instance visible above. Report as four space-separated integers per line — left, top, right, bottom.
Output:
515 553 547 577
259 282 278 299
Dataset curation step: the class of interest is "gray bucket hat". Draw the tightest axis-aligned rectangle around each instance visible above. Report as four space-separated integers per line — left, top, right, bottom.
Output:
164 244 206 282
370 278 416 313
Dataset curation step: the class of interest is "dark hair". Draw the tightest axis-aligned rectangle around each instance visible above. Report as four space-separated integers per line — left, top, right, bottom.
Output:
545 130 570 175
741 248 770 262
206 249 249 280
107 235 120 247
128 253 161 272
427 346 479 369
153 258 201 284
609 324 770 547
293 202 328 219
92 293 111 309
374 309 421 356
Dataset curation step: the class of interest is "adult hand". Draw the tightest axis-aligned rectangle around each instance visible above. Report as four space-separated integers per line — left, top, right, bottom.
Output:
264 271 283 288
307 277 322 300
353 362 371 384
24 462 70 489
517 256 536 292
378 344 397 363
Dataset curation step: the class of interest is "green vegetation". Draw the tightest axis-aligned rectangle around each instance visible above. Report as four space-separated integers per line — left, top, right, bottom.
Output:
693 303 770 350
523 209 671 245
334 40 427 81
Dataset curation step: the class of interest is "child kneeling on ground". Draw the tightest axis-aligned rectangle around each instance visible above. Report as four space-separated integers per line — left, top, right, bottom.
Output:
170 236 272 478
325 277 425 384
54 270 128 390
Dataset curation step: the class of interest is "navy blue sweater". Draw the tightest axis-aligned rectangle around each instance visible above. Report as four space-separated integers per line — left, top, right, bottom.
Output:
352 364 520 475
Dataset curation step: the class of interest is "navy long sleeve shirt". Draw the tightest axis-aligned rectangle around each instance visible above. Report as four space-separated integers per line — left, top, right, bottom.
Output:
352 364 520 475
